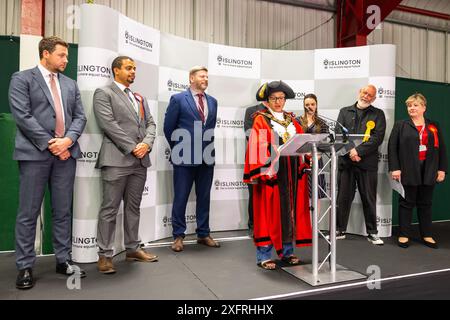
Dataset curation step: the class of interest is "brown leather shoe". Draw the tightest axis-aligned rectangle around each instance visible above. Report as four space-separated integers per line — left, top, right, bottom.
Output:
171 237 184 252
98 256 116 274
197 236 220 248
126 249 158 262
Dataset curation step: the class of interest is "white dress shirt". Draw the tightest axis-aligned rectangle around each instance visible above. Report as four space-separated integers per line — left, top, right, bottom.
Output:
114 81 139 115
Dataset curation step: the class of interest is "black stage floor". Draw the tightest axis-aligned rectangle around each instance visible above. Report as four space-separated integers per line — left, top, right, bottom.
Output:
1 222 450 300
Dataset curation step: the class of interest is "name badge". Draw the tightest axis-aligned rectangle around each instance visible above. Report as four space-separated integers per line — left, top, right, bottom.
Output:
419 145 427 152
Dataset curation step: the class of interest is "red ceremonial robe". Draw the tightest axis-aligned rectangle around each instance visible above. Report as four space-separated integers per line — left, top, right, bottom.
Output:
243 109 312 256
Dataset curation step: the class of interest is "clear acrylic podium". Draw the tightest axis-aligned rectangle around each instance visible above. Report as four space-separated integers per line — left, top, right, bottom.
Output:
279 133 366 286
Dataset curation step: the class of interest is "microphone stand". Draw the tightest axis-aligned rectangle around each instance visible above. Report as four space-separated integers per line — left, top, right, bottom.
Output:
303 108 349 143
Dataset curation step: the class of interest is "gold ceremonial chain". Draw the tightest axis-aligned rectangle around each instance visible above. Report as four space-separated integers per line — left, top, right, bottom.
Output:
260 111 293 143
282 132 290 143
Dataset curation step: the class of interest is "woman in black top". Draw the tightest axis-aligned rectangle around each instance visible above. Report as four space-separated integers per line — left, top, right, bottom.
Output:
388 93 447 249
298 93 329 199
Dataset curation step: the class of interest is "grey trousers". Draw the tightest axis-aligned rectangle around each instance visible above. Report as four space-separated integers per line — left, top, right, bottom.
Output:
97 165 147 257
16 158 76 270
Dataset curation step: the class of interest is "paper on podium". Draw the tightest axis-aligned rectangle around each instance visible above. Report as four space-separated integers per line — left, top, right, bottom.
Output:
279 133 328 156
387 173 405 198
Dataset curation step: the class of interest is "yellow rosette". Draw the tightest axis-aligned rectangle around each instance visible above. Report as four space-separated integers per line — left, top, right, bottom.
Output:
363 120 375 142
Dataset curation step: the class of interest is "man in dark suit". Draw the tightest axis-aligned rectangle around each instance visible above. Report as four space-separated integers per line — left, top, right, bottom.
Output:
243 89 268 235
163 66 220 252
93 56 157 274
9 36 87 289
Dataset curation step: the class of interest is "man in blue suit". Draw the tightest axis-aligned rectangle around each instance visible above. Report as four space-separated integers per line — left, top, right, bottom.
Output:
163 66 220 252
9 36 87 289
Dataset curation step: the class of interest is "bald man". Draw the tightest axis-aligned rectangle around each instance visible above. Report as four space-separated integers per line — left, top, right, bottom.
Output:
334 85 386 245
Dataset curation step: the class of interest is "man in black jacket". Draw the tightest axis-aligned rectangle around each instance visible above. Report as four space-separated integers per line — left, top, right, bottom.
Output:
334 85 386 245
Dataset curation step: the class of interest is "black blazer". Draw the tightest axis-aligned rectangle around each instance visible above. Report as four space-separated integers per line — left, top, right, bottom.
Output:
388 118 448 186
337 103 386 171
244 103 266 139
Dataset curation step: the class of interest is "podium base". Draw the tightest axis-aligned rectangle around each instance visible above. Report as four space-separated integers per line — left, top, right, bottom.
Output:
282 264 366 287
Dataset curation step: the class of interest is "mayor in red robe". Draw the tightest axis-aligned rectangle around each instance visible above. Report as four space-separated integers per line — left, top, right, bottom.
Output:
244 81 312 270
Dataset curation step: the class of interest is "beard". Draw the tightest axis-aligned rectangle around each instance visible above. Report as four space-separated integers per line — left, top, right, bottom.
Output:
56 65 66 73
357 99 371 109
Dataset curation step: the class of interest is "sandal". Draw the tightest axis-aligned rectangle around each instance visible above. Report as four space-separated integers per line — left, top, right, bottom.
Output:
257 260 277 270
281 255 300 265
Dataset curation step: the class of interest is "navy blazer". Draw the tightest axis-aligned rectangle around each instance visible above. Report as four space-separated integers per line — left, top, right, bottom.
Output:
163 89 217 166
9 66 86 160
388 118 447 186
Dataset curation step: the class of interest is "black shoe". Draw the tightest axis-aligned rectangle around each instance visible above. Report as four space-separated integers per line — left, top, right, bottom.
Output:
56 260 86 278
325 231 346 240
397 238 410 248
16 268 34 290
423 240 438 249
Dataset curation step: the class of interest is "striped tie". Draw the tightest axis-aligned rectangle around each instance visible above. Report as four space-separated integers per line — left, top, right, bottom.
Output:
124 87 138 114
196 93 205 123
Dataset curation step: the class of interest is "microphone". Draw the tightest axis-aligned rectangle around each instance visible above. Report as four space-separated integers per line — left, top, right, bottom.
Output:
304 107 348 143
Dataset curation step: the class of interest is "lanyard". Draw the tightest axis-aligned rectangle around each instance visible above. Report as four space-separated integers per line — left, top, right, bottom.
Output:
418 125 425 143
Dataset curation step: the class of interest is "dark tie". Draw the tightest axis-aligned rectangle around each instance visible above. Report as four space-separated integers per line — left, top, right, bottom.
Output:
124 88 137 114
196 93 205 123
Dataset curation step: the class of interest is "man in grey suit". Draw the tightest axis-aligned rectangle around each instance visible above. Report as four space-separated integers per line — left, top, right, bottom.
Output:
93 56 157 274
9 36 87 289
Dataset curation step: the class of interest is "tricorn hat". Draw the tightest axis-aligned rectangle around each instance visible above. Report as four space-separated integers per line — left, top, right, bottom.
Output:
256 80 295 101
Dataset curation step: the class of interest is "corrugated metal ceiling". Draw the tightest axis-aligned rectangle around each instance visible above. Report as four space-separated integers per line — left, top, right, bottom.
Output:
269 0 449 15
400 0 449 14
390 0 450 30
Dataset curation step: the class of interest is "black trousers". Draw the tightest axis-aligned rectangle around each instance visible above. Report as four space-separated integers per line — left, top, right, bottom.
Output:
399 185 434 238
337 167 378 234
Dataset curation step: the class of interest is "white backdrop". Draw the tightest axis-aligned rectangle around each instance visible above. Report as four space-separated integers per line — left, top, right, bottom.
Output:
72 4 395 263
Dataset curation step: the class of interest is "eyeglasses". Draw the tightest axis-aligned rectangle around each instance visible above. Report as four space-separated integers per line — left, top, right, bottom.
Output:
361 90 375 98
268 96 286 102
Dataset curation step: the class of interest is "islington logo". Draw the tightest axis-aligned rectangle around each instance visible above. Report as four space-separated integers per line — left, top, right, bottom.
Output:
323 58 362 70
163 214 196 227
79 151 99 164
378 151 388 163
163 216 171 227
217 55 253 69
294 91 307 101
142 185 150 197
377 216 392 226
77 65 111 79
125 30 153 52
377 87 395 99
72 236 97 249
216 117 244 129
214 179 247 190
167 79 189 92
164 147 171 161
